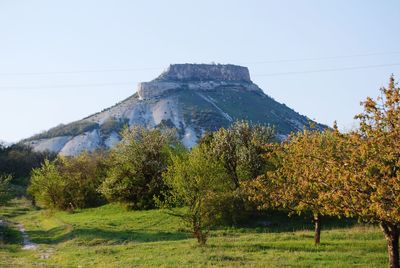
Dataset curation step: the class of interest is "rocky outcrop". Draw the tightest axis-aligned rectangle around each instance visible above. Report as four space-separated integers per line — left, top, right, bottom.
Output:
155 64 251 82
138 64 261 100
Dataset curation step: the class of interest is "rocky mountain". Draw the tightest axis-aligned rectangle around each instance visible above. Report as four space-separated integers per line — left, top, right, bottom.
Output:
23 63 325 156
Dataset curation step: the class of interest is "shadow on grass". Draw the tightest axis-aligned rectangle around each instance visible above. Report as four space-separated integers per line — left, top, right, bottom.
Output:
1 207 32 218
243 243 326 253
27 227 190 245
234 210 358 233
0 224 22 246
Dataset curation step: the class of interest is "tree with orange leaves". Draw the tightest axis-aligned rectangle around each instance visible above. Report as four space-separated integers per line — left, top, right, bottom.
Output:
334 76 400 268
247 126 344 245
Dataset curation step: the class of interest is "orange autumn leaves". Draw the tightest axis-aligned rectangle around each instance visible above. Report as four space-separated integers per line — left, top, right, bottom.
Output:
246 76 399 267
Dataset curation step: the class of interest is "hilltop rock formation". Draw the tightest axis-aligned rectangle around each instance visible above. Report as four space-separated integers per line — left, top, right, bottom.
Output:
137 64 261 100
24 63 325 156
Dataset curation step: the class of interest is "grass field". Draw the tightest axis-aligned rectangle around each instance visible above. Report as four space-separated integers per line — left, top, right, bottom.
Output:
0 199 388 267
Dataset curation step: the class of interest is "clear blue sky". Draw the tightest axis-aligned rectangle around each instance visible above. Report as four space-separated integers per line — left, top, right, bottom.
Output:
1 0 399 142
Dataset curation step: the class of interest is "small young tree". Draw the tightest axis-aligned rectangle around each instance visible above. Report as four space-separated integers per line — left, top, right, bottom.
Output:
28 159 66 210
99 126 178 210
160 145 230 245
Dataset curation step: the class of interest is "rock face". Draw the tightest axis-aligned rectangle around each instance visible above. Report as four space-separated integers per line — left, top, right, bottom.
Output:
137 64 259 100
23 63 326 156
155 64 251 82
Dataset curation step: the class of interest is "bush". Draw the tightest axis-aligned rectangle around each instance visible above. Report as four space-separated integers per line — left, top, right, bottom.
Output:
28 152 107 211
0 143 55 188
0 174 13 206
99 126 181 210
28 159 66 210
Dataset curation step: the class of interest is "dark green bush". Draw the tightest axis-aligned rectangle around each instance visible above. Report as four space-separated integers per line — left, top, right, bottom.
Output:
99 126 181 210
28 152 107 211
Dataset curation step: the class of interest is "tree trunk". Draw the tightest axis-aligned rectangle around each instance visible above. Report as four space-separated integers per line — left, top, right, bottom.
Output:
313 214 321 246
192 217 207 245
380 221 399 268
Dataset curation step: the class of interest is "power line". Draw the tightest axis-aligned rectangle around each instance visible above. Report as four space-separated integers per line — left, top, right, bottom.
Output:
1 51 400 77
0 82 135 91
241 51 400 65
0 67 164 77
253 63 400 77
0 62 399 91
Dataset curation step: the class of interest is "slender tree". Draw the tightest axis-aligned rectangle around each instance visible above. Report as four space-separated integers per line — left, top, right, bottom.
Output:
160 145 230 245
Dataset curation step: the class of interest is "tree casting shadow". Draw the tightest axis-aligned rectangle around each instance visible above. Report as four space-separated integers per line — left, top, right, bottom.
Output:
27 226 191 245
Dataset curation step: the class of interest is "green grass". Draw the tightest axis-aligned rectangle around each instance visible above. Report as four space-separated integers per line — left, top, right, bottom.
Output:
0 199 388 267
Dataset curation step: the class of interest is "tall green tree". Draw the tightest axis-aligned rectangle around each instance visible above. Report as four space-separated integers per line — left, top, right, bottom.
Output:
205 121 275 224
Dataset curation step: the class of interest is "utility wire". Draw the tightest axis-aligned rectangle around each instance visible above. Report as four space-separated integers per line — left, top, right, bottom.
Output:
0 67 163 77
253 62 400 77
241 51 400 65
0 82 135 91
0 51 399 77
0 62 399 91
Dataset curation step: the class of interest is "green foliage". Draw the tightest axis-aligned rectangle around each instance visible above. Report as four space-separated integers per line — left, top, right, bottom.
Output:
57 152 107 209
100 117 127 136
210 120 275 186
0 144 55 187
204 120 275 224
0 174 13 206
99 126 180 210
28 152 107 211
28 159 66 210
161 145 231 244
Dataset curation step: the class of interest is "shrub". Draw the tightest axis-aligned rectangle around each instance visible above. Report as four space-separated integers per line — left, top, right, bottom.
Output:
28 152 107 210
99 126 180 210
0 174 13 206
28 159 66 210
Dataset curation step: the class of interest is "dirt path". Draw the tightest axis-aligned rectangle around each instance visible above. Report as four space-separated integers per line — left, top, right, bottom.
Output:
17 223 38 250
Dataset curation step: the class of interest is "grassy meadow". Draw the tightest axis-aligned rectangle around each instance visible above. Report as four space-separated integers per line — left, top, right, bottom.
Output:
0 199 388 267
